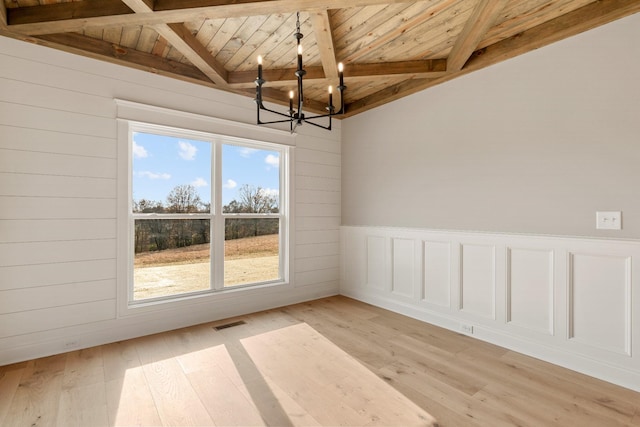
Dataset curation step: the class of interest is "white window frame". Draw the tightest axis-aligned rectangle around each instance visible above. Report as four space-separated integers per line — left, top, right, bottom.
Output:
116 100 295 317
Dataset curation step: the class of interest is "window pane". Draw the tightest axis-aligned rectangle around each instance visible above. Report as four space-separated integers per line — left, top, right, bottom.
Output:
132 132 211 213
222 145 280 213
224 218 280 287
134 219 211 300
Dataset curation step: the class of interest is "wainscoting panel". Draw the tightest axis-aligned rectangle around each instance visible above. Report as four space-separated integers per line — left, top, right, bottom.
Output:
422 241 451 307
340 226 640 392
569 253 631 356
366 236 386 291
392 238 415 299
507 248 554 335
460 244 496 319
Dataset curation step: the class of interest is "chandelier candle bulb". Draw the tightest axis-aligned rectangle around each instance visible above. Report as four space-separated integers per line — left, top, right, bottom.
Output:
297 44 303 70
289 90 294 114
257 55 263 80
328 86 333 110
338 62 344 88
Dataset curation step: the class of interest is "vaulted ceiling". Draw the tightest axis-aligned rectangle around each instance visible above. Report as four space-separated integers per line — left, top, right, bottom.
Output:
1 0 639 117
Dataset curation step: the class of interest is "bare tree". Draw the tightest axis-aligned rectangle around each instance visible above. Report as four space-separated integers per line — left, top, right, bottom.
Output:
166 184 204 213
223 184 279 239
235 184 278 213
133 198 164 213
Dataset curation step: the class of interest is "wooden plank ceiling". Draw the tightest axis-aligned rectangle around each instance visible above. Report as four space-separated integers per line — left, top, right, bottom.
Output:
1 0 639 117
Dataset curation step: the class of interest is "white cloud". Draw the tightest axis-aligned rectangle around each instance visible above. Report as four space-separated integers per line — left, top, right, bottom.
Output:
178 141 197 160
261 187 279 197
223 179 237 189
239 147 258 158
137 171 171 180
132 141 148 159
265 154 280 168
191 177 208 188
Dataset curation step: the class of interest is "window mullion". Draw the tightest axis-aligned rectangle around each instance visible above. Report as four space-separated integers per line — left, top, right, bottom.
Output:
213 141 225 290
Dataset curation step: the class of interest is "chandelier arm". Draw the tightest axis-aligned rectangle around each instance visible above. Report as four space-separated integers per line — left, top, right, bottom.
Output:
257 117 301 125
258 105 293 119
302 118 332 131
303 112 337 121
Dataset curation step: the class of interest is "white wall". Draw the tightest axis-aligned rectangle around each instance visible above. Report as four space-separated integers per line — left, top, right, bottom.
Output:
340 14 640 391
0 36 340 364
342 13 640 239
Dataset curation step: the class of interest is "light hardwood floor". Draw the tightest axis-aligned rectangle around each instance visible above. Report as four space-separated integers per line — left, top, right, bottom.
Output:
1 296 639 426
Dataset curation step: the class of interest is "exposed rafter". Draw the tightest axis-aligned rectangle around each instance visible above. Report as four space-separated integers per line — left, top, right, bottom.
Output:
35 32 213 86
121 0 228 85
0 1 7 29
446 0 508 72
228 60 447 88
163 23 228 85
309 10 338 80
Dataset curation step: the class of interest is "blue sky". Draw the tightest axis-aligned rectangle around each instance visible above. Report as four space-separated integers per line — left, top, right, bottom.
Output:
132 132 279 208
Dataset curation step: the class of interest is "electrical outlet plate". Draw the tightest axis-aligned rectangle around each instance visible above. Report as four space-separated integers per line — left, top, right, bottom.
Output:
460 324 474 335
596 211 622 230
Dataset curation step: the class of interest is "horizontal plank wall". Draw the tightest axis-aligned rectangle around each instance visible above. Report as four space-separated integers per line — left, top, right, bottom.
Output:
341 226 640 391
0 35 340 364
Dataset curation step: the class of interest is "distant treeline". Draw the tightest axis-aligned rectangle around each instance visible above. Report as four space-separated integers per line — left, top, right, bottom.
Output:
134 184 279 254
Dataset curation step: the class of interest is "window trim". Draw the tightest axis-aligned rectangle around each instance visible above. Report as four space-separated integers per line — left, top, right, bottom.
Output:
116 100 294 318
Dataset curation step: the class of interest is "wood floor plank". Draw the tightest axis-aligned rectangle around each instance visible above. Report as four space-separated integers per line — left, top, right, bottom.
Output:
135 334 216 426
105 367 162 427
102 339 164 426
102 340 143 382
3 354 66 427
0 363 25 425
56 381 109 427
62 346 104 389
186 364 266 427
55 346 108 427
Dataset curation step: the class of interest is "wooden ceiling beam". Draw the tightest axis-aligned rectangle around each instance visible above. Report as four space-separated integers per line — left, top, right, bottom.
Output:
153 0 416 12
229 66 326 86
309 10 338 80
7 0 132 27
28 32 213 86
347 59 447 78
121 0 228 85
0 2 7 29
7 0 417 36
228 59 447 88
345 0 640 117
446 0 508 72
161 23 228 85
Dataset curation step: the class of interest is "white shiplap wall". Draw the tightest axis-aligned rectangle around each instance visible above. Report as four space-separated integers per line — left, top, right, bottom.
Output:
0 35 340 364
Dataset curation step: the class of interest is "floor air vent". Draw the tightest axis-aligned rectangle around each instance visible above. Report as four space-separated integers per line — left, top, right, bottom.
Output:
213 320 246 330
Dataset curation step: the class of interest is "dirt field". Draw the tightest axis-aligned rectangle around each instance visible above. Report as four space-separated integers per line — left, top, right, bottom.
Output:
134 234 279 300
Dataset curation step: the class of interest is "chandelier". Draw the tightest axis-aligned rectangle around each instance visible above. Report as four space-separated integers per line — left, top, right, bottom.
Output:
255 12 346 133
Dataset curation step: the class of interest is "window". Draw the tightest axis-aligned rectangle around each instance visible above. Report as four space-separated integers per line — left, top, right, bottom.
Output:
128 122 288 305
